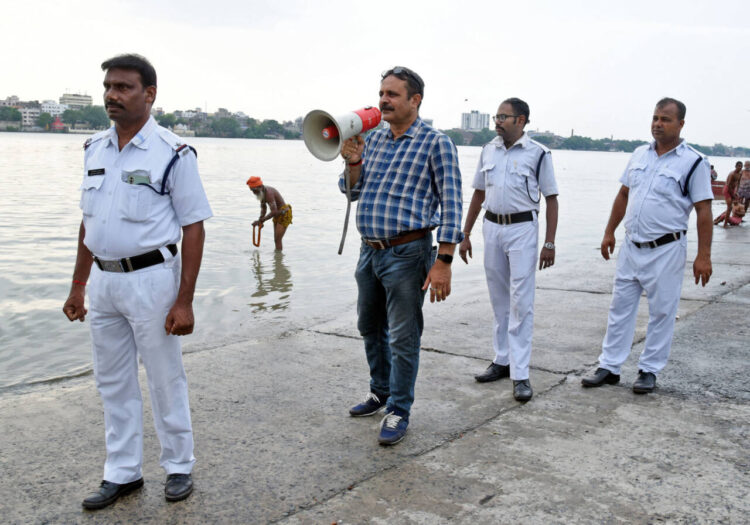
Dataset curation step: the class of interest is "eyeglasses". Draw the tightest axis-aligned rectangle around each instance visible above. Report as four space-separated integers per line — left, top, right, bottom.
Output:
382 66 425 92
493 114 519 123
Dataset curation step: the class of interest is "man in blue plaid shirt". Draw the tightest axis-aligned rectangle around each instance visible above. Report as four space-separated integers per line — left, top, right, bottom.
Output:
338 66 463 445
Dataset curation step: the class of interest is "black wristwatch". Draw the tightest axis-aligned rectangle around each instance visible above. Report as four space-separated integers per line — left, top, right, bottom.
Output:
436 253 453 265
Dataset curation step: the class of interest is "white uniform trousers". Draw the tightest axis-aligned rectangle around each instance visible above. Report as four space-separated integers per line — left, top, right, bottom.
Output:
88 258 195 484
598 237 686 375
483 217 538 380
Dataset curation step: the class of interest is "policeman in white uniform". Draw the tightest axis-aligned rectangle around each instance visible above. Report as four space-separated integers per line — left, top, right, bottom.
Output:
63 54 212 510
460 98 559 402
582 97 713 394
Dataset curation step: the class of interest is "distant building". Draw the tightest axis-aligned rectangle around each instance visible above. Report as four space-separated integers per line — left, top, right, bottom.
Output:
20 106 41 127
60 93 92 110
461 110 489 131
1 95 20 107
41 100 68 116
422 118 434 128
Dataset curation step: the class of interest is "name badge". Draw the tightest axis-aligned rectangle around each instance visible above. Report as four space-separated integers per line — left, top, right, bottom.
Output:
121 169 151 185
88 168 105 176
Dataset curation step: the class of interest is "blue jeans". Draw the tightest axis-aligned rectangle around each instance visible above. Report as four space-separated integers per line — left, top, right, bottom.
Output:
354 233 435 417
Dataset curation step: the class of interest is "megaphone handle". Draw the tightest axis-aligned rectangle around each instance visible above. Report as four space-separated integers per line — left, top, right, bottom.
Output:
338 163 352 255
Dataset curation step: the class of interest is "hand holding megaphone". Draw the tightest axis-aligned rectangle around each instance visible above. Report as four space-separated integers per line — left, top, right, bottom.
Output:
302 107 381 161
340 135 365 164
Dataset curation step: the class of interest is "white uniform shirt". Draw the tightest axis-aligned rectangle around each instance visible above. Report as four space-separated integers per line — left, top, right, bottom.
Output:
620 140 712 243
472 133 558 214
80 116 212 259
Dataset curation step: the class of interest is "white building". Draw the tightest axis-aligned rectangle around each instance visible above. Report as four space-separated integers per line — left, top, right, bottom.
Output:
41 100 68 116
59 93 92 110
461 110 490 131
20 106 41 127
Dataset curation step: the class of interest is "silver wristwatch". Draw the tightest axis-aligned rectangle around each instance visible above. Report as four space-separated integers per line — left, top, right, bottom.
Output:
543 242 555 250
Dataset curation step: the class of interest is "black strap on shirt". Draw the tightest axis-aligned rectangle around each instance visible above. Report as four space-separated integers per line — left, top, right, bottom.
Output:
139 145 197 196
525 150 547 204
679 155 704 197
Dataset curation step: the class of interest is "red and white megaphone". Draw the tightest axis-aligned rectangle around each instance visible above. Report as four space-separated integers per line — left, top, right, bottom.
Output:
303 107 381 161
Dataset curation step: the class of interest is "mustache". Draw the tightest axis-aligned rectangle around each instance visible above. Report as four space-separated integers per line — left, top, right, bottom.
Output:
105 101 124 109
380 104 394 111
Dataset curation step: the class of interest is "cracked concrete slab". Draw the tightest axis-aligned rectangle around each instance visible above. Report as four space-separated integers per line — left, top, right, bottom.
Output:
280 381 749 525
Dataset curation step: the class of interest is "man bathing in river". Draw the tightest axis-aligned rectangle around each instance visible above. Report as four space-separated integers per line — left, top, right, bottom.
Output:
247 176 292 251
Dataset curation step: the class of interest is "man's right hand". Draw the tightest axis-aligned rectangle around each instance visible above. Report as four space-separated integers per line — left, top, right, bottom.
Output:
341 135 365 163
459 237 472 264
601 232 616 260
63 292 87 322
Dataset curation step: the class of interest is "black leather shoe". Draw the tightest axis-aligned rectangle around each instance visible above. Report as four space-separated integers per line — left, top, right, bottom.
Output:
474 362 510 383
513 379 533 401
632 370 656 394
165 473 193 502
581 367 620 388
82 478 143 510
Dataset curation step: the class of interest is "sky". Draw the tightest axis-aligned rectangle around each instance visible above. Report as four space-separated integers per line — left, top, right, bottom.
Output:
2 0 748 146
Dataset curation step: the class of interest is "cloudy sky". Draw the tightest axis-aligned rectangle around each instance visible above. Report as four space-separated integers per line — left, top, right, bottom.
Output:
2 0 748 146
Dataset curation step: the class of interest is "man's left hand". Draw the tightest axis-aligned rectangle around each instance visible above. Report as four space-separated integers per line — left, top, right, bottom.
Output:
165 301 195 335
422 261 452 303
539 247 555 270
693 253 712 287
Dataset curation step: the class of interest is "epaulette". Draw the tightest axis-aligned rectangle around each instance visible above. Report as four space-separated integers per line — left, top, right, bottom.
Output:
529 138 552 155
156 126 196 157
83 129 109 150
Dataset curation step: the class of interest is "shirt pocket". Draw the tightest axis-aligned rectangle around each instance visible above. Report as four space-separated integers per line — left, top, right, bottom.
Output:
653 168 682 197
481 163 497 186
119 169 161 222
627 162 648 189
79 176 104 217
509 165 532 190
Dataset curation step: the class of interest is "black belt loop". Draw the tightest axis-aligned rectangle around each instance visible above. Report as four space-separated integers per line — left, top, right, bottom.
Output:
631 231 686 249
484 210 534 225
93 244 178 273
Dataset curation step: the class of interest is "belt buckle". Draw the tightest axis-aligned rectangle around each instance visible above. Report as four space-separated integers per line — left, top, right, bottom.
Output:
99 259 124 272
370 239 387 250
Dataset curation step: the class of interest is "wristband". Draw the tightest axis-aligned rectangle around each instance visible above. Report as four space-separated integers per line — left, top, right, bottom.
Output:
73 279 86 286
462 231 471 236
348 159 363 166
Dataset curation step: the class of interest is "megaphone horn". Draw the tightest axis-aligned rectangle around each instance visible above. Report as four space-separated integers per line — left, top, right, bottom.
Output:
303 107 382 161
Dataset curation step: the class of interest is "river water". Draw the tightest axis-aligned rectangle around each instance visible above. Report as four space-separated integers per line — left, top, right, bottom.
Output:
0 132 740 389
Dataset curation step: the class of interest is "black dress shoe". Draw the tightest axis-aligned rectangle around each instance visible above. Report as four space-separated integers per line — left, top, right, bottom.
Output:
581 367 620 388
474 362 510 383
513 379 533 401
82 478 144 510
165 473 193 502
632 370 656 394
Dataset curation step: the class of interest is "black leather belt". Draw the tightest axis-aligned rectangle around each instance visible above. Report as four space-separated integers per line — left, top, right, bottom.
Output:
631 231 685 249
485 210 534 225
94 244 177 273
364 228 429 250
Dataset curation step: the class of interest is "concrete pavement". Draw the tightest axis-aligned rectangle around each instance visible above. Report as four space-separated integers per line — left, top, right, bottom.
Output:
1 227 748 524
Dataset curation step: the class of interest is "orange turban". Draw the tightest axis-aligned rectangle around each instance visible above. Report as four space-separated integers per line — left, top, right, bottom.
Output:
247 176 263 188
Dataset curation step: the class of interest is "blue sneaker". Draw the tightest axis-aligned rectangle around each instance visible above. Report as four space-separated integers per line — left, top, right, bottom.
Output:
349 392 388 417
378 408 409 446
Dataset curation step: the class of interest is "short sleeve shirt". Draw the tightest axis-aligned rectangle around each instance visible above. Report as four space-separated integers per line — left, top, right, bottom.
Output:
620 140 712 242
472 133 558 214
80 117 213 259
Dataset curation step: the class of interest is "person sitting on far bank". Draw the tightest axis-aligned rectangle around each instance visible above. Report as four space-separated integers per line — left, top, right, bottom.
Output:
710 165 718 181
459 97 558 403
582 97 712 394
715 161 742 227
247 176 292 251
737 161 750 209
